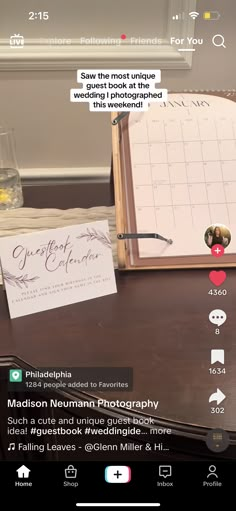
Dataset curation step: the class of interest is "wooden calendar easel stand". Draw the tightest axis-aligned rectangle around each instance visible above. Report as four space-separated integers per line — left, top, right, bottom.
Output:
111 92 236 270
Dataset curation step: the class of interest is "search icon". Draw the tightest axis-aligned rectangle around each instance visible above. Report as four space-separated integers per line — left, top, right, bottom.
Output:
212 34 226 48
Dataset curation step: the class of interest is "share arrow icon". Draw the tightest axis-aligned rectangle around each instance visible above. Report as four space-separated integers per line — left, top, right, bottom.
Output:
209 389 226 405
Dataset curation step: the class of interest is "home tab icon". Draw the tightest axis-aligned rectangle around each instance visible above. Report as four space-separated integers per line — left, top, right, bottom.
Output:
17 465 31 479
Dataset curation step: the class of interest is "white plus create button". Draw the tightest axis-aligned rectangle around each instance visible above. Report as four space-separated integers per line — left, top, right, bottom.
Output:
105 465 131 483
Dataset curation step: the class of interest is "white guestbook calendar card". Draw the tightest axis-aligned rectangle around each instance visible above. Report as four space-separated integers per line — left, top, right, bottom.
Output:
0 220 117 318
127 94 236 258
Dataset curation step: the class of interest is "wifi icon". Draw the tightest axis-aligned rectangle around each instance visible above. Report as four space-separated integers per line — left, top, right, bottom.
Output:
189 11 200 19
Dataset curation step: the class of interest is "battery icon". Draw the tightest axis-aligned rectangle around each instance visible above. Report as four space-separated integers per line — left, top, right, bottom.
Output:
203 11 220 20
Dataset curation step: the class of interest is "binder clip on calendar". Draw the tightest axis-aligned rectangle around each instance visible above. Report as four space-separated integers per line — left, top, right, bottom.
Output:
112 112 129 125
117 233 173 244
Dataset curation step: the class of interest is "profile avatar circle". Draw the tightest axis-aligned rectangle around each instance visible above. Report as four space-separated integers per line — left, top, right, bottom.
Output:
204 224 231 256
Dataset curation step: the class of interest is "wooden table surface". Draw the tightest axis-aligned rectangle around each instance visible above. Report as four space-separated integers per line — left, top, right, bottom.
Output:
1 183 236 433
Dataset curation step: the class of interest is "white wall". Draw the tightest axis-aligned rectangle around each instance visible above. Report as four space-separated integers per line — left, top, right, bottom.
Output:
0 0 235 175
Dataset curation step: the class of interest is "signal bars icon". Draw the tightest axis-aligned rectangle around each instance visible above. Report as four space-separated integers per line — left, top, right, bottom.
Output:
172 13 185 20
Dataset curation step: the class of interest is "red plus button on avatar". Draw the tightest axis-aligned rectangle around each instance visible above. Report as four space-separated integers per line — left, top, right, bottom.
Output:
211 244 225 257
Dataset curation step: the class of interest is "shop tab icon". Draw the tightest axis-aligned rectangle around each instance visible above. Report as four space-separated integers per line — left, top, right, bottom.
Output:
65 465 77 479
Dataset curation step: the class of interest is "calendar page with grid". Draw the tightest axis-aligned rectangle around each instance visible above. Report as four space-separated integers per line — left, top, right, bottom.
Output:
127 93 236 259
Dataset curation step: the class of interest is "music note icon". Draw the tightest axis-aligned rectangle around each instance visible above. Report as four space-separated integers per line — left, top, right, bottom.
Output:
8 443 15 451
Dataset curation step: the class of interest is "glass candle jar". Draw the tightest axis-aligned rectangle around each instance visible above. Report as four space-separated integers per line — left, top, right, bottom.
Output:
0 127 23 210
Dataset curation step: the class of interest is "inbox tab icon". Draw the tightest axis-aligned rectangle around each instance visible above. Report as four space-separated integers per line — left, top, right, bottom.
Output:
159 465 172 478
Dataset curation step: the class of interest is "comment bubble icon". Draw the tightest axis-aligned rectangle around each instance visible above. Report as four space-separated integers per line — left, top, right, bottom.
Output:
209 309 226 327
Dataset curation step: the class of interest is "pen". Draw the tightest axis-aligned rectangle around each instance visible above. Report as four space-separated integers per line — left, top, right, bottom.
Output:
117 233 173 244
112 112 129 125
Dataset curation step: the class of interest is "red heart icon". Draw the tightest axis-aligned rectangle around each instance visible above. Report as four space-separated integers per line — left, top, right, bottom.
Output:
209 270 226 286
